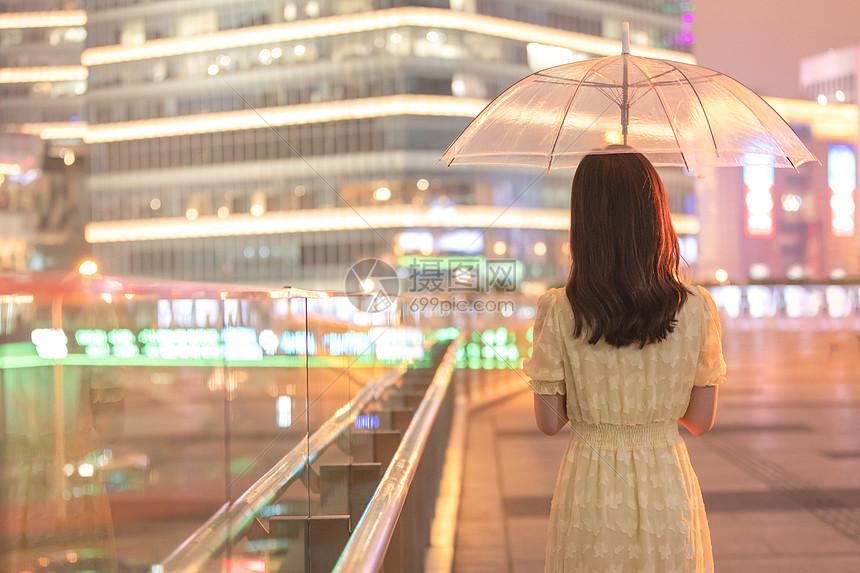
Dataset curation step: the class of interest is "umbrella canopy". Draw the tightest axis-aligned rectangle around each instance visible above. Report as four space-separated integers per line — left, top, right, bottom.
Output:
440 36 816 171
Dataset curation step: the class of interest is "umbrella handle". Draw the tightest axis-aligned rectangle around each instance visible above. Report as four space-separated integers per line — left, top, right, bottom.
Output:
622 22 630 54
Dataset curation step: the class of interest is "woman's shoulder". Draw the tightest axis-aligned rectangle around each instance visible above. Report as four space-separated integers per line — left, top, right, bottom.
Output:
681 283 718 315
534 288 567 317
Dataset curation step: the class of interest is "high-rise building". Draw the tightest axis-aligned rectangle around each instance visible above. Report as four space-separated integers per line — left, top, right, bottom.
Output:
0 2 89 272
800 46 859 105
74 1 697 289
694 96 858 284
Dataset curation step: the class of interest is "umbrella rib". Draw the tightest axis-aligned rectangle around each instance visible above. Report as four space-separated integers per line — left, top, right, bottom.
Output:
628 58 690 171
718 79 809 167
547 58 618 170
655 60 720 157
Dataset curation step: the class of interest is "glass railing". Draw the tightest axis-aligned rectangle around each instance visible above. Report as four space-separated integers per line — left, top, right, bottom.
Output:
0 272 435 573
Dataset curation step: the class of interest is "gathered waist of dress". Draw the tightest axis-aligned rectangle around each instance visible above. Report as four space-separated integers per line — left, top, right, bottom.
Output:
569 420 681 448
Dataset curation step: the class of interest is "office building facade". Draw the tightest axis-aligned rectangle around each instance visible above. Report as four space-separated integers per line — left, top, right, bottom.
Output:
75 1 697 289
0 2 88 272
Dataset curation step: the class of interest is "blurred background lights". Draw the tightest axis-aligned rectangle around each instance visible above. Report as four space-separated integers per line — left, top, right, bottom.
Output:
744 164 776 237
185 207 198 221
454 267 472 284
493 241 507 256
271 47 283 58
150 198 161 210
78 259 98 275
835 90 846 102
78 463 94 477
374 187 391 201
745 189 774 212
217 206 229 218
250 191 266 216
828 144 856 237
207 64 219 76
715 268 728 283
426 30 439 42
293 44 305 56
781 193 802 212
786 264 805 280
818 94 828 105
533 241 547 256
216 54 231 67
416 178 429 191
63 150 75 166
749 263 770 280
359 278 375 293
277 396 292 428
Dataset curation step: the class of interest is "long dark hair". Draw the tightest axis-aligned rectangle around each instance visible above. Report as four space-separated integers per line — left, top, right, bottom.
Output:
565 150 688 348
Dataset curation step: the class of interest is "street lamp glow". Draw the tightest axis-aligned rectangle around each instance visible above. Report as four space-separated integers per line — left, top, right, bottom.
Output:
715 268 728 283
78 260 98 275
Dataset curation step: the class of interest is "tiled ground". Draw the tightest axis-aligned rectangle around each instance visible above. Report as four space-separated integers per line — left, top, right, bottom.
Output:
453 329 860 572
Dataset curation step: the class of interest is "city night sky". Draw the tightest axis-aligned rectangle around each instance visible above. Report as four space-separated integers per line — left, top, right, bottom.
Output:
694 0 859 99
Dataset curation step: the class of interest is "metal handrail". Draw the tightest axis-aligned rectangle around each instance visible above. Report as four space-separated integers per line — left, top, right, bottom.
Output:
332 335 464 573
160 364 408 572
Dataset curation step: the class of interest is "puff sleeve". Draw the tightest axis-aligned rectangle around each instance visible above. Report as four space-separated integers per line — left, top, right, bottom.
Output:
522 290 566 395
693 285 727 387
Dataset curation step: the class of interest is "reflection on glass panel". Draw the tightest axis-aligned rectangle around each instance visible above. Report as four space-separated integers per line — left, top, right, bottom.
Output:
0 274 440 571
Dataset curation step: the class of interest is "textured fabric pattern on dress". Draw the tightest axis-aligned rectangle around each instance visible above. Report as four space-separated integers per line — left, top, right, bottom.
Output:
523 286 726 572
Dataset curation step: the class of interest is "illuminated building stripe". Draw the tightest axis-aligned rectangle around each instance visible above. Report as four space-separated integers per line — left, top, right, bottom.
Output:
7 96 857 145
81 7 695 67
0 10 86 29
767 97 859 142
84 205 700 243
6 122 89 140
0 66 88 84
82 95 487 142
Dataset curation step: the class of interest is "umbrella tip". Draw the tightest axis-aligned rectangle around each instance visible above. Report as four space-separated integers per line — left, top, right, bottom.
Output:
621 22 630 55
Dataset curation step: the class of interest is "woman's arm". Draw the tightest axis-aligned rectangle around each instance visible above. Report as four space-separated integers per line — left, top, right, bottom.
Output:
534 393 569 436
680 385 718 436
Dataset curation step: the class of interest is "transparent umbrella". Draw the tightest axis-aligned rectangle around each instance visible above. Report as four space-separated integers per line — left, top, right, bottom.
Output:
440 24 816 171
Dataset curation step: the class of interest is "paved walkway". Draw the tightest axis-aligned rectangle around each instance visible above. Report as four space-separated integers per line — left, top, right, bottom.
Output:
453 329 860 572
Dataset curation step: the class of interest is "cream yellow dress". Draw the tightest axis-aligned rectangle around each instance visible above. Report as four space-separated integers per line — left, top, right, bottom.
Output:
523 285 726 573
